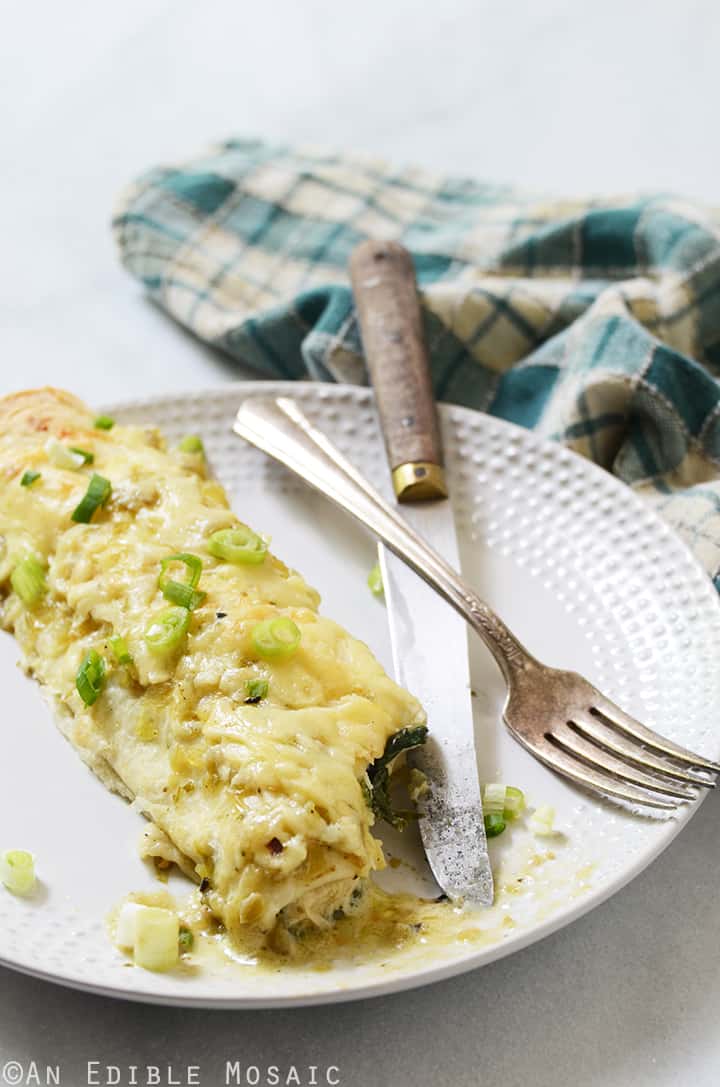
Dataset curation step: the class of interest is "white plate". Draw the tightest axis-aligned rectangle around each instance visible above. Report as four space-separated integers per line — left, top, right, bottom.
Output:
1 382 719 1008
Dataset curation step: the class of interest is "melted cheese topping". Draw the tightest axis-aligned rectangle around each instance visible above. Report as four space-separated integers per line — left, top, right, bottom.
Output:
0 389 425 950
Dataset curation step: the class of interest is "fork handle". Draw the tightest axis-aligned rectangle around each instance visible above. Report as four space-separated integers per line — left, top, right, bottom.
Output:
234 397 537 683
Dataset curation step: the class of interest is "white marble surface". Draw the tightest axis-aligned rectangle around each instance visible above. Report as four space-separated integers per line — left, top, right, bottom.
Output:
2 1 720 1083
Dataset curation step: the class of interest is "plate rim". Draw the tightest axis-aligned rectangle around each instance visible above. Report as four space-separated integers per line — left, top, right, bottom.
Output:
0 379 717 1008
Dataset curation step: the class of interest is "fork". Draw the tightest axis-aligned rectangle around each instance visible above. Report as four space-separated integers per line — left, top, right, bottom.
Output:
234 395 720 810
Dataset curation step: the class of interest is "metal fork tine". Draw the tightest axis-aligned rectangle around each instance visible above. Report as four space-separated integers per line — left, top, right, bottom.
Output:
572 713 715 788
528 739 678 810
591 699 720 773
552 724 698 801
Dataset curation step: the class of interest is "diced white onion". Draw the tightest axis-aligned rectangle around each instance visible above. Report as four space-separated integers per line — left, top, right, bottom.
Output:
133 906 179 972
115 902 144 949
529 805 558 837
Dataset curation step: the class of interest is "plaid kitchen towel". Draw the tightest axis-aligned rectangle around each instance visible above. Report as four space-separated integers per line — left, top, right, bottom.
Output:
113 138 720 586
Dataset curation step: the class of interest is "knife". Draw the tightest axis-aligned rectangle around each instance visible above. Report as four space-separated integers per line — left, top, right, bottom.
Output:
349 240 493 905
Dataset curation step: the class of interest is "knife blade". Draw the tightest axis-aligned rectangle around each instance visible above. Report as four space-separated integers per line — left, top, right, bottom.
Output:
350 240 493 905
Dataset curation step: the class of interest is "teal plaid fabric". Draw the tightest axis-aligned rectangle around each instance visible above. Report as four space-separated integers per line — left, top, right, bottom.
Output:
113 138 720 586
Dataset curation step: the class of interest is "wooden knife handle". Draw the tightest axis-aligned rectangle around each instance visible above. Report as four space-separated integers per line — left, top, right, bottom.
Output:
349 239 447 502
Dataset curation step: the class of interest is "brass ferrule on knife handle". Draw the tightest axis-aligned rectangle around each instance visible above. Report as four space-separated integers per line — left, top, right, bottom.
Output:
349 240 447 503
391 461 448 502
234 398 537 687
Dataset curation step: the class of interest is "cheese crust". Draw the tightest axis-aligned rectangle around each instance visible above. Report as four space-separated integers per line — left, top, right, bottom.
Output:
0 389 425 949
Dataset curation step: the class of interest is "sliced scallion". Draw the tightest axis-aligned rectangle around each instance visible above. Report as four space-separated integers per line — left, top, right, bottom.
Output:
484 813 506 838
244 678 269 703
367 562 384 597
178 435 204 455
0 850 36 896
71 473 112 523
251 617 301 660
45 437 85 470
504 785 525 820
69 447 94 465
11 556 47 607
482 782 525 821
482 783 507 814
159 553 202 589
76 649 106 706
94 415 115 430
208 526 267 566
109 635 132 665
162 581 206 610
20 470 40 487
144 607 190 654
158 553 205 610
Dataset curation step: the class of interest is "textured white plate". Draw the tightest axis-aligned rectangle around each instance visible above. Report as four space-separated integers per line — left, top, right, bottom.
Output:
1 382 719 1008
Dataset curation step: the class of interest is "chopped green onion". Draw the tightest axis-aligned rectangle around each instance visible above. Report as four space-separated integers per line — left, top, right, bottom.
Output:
45 437 85 470
69 446 94 465
504 785 525 820
71 473 112 523
159 553 202 589
11 556 47 607
178 925 194 952
483 782 525 821
76 649 106 706
482 783 507 814
133 906 179 972
251 617 301 660
20 470 40 487
484 813 506 838
208 526 267 566
178 435 204 455
162 581 206 610
94 415 115 430
144 607 190 654
109 635 132 665
244 678 269 703
158 553 205 610
0 850 36 896
529 805 557 837
367 562 384 597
